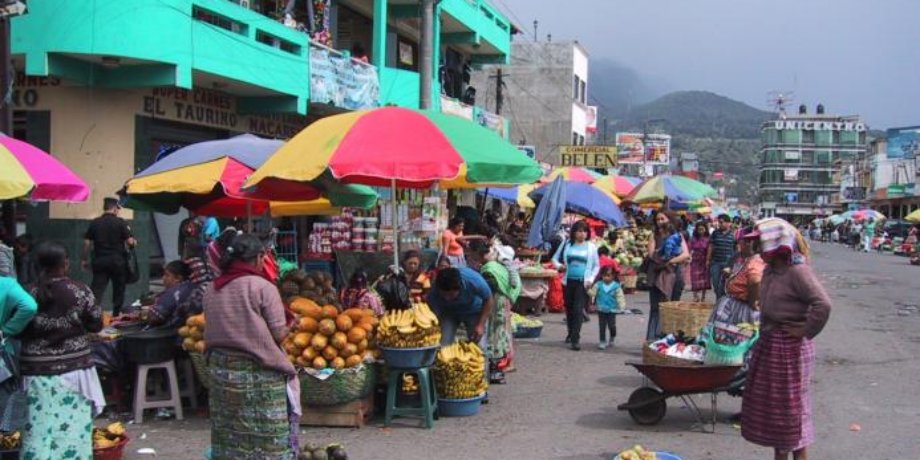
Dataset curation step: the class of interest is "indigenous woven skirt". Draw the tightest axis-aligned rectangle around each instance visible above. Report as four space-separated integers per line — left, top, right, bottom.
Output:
690 259 711 291
208 350 297 460
741 329 815 452
21 375 94 460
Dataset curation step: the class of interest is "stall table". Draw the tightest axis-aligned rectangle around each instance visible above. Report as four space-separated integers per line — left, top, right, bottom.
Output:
515 268 557 315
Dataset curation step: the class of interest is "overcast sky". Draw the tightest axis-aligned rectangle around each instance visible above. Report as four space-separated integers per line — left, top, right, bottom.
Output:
493 0 919 128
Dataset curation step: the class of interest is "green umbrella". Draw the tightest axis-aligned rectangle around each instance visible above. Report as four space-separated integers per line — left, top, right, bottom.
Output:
624 175 717 204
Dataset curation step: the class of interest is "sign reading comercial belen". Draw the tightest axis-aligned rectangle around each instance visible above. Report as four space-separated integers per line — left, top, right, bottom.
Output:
558 145 617 168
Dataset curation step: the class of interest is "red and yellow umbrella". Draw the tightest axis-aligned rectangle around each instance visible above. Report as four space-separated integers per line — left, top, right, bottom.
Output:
592 175 638 198
542 166 603 184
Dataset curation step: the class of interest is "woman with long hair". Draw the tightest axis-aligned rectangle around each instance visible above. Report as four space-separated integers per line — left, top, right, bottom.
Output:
644 211 691 340
551 220 600 351
741 219 831 460
20 241 105 459
205 234 299 459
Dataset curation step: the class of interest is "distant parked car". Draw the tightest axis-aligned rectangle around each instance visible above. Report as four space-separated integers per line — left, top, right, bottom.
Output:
883 220 913 239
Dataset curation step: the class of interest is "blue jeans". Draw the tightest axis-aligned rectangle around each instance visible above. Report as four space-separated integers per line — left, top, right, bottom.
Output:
439 313 488 351
710 263 729 299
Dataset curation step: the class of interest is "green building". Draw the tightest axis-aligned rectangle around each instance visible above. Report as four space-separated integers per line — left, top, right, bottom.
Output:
9 0 514 305
758 105 867 222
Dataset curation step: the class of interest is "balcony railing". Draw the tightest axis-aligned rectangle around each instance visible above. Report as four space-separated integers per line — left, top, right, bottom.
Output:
309 41 379 110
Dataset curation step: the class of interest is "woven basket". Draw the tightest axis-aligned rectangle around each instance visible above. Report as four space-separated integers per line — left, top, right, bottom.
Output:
659 301 712 336
188 351 212 390
642 341 703 367
300 364 377 407
621 275 638 289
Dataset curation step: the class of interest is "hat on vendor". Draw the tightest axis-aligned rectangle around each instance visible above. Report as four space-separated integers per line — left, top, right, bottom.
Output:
739 226 760 240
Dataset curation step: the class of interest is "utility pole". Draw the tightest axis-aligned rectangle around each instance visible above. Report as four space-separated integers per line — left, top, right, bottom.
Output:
419 0 436 110
1 17 14 238
603 117 608 145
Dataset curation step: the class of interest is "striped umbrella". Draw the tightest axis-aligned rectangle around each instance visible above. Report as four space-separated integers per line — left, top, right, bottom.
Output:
543 167 603 184
625 175 717 204
0 134 89 201
592 175 638 197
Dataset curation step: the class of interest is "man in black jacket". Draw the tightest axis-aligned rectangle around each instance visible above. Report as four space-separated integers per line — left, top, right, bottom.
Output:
82 197 136 314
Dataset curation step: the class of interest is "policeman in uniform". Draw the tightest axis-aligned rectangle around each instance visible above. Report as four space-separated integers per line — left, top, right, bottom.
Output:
82 197 136 315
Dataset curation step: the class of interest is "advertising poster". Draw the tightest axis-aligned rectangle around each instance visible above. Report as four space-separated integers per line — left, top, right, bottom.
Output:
887 126 920 159
615 133 671 165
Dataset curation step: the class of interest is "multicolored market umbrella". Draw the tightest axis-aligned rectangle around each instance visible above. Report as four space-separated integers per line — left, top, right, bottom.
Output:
123 134 377 217
0 134 89 201
844 209 885 222
530 180 627 226
591 175 638 198
479 185 537 208
624 175 717 204
906 209 920 223
245 107 542 190
543 167 603 184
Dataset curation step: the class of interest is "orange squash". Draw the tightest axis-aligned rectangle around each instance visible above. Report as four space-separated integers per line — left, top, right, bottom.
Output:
345 355 363 368
321 305 339 319
318 319 337 336
335 315 353 332
322 345 339 361
312 356 327 370
299 317 319 333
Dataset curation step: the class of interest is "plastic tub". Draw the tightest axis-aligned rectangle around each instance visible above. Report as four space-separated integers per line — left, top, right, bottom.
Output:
437 395 484 417
93 435 129 460
379 346 439 369
513 325 543 339
121 329 179 365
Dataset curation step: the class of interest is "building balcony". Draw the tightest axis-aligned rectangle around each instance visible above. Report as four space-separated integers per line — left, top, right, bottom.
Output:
440 0 513 64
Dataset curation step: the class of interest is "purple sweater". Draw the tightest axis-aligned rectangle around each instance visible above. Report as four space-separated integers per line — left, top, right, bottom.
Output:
759 263 832 339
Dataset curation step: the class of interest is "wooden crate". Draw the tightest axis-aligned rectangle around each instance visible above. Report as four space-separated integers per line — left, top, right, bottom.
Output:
300 394 374 428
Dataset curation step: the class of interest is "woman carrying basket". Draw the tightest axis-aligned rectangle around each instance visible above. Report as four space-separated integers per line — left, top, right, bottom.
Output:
741 218 831 460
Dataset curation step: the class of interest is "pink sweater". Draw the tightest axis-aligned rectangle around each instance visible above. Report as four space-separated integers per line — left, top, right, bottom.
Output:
759 263 832 339
203 275 294 376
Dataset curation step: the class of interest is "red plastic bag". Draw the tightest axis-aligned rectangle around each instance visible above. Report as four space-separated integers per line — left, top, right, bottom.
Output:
546 274 565 313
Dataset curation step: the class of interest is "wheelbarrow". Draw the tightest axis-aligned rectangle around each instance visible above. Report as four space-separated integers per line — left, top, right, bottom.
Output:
617 361 742 432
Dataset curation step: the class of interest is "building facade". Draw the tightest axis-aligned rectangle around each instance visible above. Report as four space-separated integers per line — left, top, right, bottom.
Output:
758 105 867 221
469 41 590 165
9 0 514 303
867 127 920 218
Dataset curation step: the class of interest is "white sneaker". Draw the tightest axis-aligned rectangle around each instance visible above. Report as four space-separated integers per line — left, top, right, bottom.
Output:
597 341 608 350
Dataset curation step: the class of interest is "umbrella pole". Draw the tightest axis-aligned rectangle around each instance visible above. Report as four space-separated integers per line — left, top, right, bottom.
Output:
391 178 399 270
246 200 253 233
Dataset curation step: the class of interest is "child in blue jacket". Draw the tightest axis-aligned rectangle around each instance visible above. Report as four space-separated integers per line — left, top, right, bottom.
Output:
593 266 626 349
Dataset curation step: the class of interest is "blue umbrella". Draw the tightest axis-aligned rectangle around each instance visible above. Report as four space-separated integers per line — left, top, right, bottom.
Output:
527 176 566 250
530 180 627 227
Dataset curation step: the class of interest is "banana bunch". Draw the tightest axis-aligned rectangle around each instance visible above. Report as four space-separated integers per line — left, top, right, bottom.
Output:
401 373 419 393
736 322 759 332
434 341 488 399
0 431 20 450
93 422 127 449
377 302 441 348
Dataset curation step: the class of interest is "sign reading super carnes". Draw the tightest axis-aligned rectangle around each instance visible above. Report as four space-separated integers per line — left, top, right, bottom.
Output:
558 146 617 168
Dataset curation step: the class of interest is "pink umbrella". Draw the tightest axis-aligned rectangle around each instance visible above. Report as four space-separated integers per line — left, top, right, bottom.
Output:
0 134 90 201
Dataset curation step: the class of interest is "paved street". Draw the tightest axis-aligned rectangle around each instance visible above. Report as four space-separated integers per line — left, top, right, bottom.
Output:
116 243 920 459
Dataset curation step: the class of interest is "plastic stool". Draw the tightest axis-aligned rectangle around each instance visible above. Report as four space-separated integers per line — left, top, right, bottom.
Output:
384 367 437 429
177 357 199 411
133 359 184 423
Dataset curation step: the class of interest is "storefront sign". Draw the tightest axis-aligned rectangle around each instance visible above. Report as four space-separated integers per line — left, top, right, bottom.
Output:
559 145 618 168
784 169 799 181
772 120 866 131
477 110 505 137
886 126 920 159
247 114 307 139
11 71 62 108
142 87 240 130
888 184 906 197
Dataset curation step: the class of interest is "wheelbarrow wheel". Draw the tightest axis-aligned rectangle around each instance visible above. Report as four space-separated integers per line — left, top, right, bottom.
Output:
627 387 667 425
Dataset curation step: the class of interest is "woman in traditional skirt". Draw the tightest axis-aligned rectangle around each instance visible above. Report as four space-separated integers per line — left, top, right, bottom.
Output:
742 219 832 460
709 226 765 326
205 234 300 460
20 242 105 459
480 251 521 380
688 222 711 302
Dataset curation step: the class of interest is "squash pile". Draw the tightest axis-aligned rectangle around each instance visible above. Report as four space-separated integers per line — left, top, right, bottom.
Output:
179 313 206 353
375 302 441 348
93 422 126 449
284 298 379 370
433 341 488 399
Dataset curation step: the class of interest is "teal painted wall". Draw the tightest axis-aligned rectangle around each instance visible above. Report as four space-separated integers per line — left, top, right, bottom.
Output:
12 0 310 113
441 0 512 59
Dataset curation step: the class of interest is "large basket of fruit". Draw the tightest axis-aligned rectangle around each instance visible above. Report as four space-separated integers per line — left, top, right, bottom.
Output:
433 342 488 405
300 363 377 407
375 303 442 369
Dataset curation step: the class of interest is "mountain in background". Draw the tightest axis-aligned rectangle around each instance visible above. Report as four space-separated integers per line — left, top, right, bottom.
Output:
613 91 776 203
588 58 669 119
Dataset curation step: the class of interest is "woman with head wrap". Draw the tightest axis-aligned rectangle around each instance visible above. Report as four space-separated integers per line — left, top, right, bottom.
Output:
741 218 831 460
